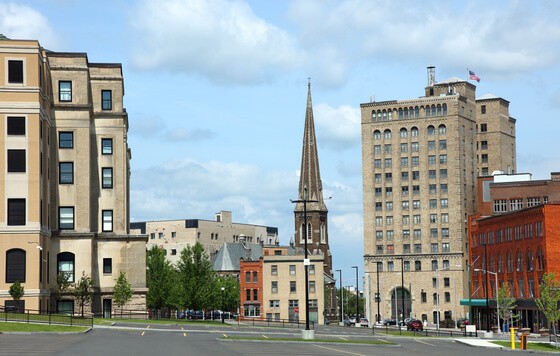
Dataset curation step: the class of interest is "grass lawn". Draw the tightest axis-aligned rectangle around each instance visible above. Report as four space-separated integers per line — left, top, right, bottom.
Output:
221 335 395 345
492 340 560 352
0 322 88 333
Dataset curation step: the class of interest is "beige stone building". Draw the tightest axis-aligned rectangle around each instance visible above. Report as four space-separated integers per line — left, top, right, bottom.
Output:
360 67 516 325
131 210 279 266
0 36 147 316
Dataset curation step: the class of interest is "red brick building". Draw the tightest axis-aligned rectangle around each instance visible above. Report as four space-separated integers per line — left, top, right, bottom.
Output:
239 258 263 319
466 173 560 332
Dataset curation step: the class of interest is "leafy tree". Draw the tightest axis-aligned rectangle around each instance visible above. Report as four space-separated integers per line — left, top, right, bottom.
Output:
220 275 240 312
177 242 215 313
536 272 560 335
497 281 518 329
9 281 24 301
146 246 177 311
73 272 94 317
338 287 364 319
113 272 133 316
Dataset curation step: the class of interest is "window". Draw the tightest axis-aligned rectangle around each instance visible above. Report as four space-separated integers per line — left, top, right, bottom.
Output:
271 281 278 293
414 243 422 253
102 90 112 110
244 305 260 317
415 260 421 271
387 244 394 254
411 142 419 152
402 201 409 210
309 265 315 275
59 207 74 230
384 129 392 139
375 188 381 198
442 228 449 238
431 260 438 271
440 184 448 193
412 171 420 180
428 140 436 151
245 271 251 282
7 116 25 135
445 292 451 303
59 81 72 102
384 144 392 154
269 300 280 308
440 169 447 179
59 132 73 149
374 173 382 183
429 199 437 209
480 123 487 132
431 243 438 253
103 258 112 274
386 202 393 211
7 149 26 172
413 229 421 240
289 265 296 275
428 155 436 165
102 210 113 232
438 125 446 135
7 199 26 226
481 105 486 114
442 243 450 252
171 249 177 255
440 199 448 208
386 230 394 240
246 289 251 301
429 170 436 179
411 156 419 166
374 159 381 168
253 289 258 300
384 158 392 167
430 228 438 238
59 162 74 184
252 271 258 283
413 200 420 209
102 168 113 188
400 143 408 152
441 213 449 223
373 130 381 140
102 138 113 155
271 265 278 275
427 125 435 135
150 233 155 239
403 229 410 239
57 252 75 282
429 184 437 194
387 261 394 271
493 200 507 213
510 199 523 211
403 244 411 253
6 249 26 283
401 157 409 167
374 145 381 155
376 245 383 254
413 215 421 224
8 60 24 83
309 281 316 293
402 215 410 225
411 127 418 137
290 281 297 293
421 291 427 303
439 140 447 150
439 154 447 164
386 187 393 197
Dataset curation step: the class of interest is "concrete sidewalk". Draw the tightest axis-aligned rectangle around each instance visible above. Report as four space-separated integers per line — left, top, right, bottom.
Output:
454 338 503 349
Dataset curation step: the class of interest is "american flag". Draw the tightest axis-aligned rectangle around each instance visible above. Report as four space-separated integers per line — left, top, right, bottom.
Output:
469 70 480 83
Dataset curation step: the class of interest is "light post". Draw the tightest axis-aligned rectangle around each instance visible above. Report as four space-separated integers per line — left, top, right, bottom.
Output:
335 269 342 323
376 262 381 324
221 286 225 324
475 269 499 333
291 186 317 335
396 257 405 323
352 266 359 322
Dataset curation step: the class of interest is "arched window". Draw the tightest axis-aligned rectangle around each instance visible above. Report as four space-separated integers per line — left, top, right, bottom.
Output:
536 247 545 270
507 251 513 273
437 104 442 115
516 251 523 272
403 108 408 119
384 129 392 139
442 104 447 115
320 223 326 243
498 255 504 273
57 252 75 283
411 127 418 137
373 130 381 140
300 223 312 243
400 128 408 138
398 108 403 119
526 250 534 271
489 255 496 273
6 248 26 283
438 124 446 135
371 111 377 121
425 106 430 117
382 110 387 121
431 105 436 116
414 106 420 117
427 125 435 135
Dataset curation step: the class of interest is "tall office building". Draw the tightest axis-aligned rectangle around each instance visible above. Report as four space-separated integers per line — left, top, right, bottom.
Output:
0 36 146 315
360 67 516 325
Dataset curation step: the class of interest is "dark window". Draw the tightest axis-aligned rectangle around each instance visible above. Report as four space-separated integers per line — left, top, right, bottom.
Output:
102 138 113 155
7 117 25 135
59 81 72 102
59 132 73 149
6 249 26 283
7 149 25 172
102 210 113 232
102 90 112 110
57 252 75 282
103 258 112 274
59 162 74 184
7 199 25 226
59 207 74 230
8 60 23 84
102 167 113 188
481 105 486 114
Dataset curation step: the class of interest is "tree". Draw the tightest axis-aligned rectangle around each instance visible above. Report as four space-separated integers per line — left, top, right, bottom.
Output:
497 281 518 328
536 272 560 335
51 272 72 312
177 242 215 313
113 272 133 316
146 246 178 312
9 281 24 312
73 272 94 317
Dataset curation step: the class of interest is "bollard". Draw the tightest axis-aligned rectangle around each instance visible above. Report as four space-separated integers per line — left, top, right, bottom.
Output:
510 327 515 350
520 334 528 350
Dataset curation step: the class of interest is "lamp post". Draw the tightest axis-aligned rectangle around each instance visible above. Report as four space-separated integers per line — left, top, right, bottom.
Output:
376 262 381 324
352 266 359 322
475 269 499 333
221 286 225 324
291 186 317 333
396 257 405 324
335 269 342 323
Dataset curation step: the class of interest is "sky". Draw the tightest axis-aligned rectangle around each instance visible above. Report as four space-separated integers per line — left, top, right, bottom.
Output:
2 0 559 286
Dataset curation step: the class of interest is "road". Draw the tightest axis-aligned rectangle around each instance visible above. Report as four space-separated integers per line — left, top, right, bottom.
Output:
0 322 538 355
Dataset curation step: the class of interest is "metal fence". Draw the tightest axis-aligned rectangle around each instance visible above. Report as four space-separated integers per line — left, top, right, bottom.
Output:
0 307 93 327
371 325 478 337
240 317 315 329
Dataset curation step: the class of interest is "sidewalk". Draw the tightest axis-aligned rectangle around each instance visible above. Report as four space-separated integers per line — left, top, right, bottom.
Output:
454 338 503 349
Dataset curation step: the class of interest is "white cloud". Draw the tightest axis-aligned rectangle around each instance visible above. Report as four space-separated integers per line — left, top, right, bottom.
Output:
129 0 303 85
130 116 214 142
315 103 361 150
0 3 58 48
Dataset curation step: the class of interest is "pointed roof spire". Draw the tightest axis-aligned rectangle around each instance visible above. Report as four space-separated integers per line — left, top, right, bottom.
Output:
296 79 327 211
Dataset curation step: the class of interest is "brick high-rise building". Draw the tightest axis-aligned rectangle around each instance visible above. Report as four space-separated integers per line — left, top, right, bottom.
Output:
360 67 516 325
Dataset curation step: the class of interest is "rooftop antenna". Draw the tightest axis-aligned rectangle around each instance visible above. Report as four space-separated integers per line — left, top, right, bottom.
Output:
427 65 435 86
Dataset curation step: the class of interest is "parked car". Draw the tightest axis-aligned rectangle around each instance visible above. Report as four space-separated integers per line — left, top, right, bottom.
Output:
457 318 469 327
383 318 397 326
406 319 423 331
347 317 357 326
359 318 369 327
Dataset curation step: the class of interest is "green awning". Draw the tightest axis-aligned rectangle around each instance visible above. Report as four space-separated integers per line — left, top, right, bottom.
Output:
460 299 488 307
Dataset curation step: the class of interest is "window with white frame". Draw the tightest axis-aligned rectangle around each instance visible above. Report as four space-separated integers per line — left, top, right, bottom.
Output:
102 210 113 232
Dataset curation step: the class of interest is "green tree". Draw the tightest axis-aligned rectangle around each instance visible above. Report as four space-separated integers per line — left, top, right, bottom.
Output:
9 280 24 301
536 272 560 335
73 272 94 317
497 281 518 328
177 242 215 313
113 272 133 316
146 246 178 312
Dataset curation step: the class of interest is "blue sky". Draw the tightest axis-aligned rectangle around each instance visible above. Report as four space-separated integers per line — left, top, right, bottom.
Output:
2 0 559 285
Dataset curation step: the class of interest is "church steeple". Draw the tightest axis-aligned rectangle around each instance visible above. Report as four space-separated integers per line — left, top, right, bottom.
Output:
294 80 332 276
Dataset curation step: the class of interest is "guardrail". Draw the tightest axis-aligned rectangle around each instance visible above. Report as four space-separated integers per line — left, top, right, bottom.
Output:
1 308 93 327
370 324 478 337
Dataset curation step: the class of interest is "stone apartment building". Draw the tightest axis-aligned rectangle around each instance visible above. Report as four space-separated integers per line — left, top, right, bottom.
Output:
466 172 560 332
131 210 279 266
360 66 516 325
0 36 147 316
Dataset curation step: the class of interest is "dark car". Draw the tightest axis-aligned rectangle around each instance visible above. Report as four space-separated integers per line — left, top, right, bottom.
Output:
406 319 423 331
383 318 397 326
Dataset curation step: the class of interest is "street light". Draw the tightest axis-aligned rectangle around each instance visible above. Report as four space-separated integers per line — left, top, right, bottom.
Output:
436 264 461 330
352 266 359 322
376 262 381 324
221 286 225 324
396 258 405 323
475 268 499 333
335 269 343 323
291 186 317 332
